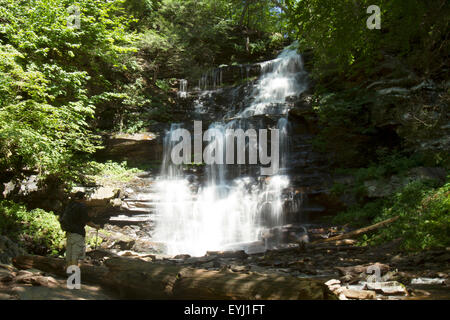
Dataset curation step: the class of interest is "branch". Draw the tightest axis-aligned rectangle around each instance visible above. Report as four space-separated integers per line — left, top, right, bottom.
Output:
312 216 400 244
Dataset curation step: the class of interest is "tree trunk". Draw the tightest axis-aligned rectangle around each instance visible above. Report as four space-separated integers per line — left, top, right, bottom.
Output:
13 255 334 300
312 216 400 244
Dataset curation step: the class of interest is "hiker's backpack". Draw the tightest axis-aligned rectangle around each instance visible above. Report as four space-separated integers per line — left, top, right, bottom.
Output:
59 201 80 232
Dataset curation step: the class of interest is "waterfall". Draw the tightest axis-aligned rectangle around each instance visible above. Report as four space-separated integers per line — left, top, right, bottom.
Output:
178 79 188 98
198 68 223 91
277 117 291 171
238 43 307 118
153 44 307 256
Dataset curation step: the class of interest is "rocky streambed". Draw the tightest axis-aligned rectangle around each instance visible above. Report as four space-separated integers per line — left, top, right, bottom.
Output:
82 232 450 300
64 172 448 300
1 170 448 300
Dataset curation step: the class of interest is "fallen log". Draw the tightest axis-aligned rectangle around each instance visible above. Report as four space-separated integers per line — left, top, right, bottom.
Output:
13 255 334 300
12 255 111 285
312 216 400 244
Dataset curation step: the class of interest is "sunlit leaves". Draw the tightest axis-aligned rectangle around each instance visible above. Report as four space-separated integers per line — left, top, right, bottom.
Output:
286 0 449 79
0 0 136 179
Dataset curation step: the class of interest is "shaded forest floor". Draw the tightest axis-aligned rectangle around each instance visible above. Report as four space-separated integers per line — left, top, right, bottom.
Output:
1 237 449 300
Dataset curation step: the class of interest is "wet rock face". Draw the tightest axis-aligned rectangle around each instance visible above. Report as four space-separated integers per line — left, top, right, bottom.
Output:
96 132 163 165
193 64 262 90
371 78 449 154
181 82 256 124
171 82 333 220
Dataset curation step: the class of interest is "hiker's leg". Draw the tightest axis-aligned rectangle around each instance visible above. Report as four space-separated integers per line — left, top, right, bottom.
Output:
72 233 85 266
66 233 74 269
80 235 86 261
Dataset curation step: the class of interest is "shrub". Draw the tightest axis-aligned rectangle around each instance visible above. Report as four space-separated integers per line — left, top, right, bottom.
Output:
83 160 142 185
333 180 450 250
0 200 65 255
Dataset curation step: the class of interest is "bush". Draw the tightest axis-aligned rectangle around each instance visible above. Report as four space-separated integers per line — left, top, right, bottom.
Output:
83 160 142 185
0 200 65 255
333 180 450 250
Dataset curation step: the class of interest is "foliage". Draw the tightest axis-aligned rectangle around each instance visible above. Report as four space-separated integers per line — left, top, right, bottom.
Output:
85 225 104 249
0 200 65 255
333 199 384 227
333 180 450 250
311 87 377 166
137 0 289 81
82 160 142 185
0 0 290 172
286 0 449 80
0 0 138 181
335 151 426 184
299 1 449 169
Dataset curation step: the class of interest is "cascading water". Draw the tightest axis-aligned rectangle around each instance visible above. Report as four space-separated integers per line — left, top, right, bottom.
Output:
153 44 308 256
238 43 307 118
178 79 188 98
198 68 223 91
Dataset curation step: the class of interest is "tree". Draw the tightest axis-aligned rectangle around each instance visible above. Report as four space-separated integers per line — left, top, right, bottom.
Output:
0 0 137 181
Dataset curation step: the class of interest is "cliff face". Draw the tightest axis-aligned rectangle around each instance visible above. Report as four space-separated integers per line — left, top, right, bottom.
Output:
164 52 449 219
370 78 449 155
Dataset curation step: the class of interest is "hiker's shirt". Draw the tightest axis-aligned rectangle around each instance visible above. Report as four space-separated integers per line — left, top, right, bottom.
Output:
64 202 90 237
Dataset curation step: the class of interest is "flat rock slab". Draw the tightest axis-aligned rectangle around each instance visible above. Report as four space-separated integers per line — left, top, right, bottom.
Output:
10 281 113 300
341 288 376 300
0 263 115 300
365 281 408 295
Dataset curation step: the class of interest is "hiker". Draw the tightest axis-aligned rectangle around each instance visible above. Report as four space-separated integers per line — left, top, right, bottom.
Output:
60 192 101 268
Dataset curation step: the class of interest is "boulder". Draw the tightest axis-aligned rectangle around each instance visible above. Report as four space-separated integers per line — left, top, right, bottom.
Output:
336 263 390 284
0 236 26 265
89 187 120 206
325 279 342 294
2 175 66 213
74 186 123 217
15 272 59 288
336 263 390 277
96 132 163 165
410 278 446 285
341 288 376 300
407 167 446 184
0 269 14 283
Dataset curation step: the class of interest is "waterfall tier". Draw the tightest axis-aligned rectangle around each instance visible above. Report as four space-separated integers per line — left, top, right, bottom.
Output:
153 44 309 256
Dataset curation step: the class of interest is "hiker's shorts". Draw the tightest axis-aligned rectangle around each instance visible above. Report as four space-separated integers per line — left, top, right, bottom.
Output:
66 233 86 265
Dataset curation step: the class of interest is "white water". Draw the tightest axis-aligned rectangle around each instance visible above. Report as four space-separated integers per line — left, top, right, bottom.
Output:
152 45 306 256
238 43 307 118
178 79 188 98
198 68 223 91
